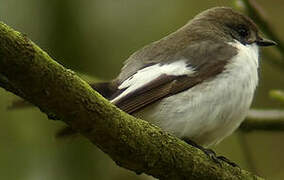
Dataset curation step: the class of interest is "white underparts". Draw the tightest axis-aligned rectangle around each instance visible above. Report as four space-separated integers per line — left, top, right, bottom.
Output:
134 41 259 147
111 60 195 103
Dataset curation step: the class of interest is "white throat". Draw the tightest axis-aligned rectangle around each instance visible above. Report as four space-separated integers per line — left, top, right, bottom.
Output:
228 40 259 69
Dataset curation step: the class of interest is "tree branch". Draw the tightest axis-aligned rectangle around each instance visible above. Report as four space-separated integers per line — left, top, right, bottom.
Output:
240 109 284 132
0 22 263 180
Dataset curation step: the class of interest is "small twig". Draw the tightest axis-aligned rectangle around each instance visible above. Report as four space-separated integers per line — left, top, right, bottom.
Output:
247 109 284 119
240 109 284 132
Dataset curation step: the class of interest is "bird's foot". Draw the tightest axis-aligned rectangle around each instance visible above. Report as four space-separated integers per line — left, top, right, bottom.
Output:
216 155 238 167
182 138 238 167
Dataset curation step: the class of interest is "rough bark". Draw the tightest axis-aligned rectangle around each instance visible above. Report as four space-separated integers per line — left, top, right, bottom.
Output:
0 22 263 180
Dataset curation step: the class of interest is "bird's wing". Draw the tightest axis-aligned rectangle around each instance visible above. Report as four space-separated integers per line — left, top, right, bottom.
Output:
111 55 231 114
110 40 238 114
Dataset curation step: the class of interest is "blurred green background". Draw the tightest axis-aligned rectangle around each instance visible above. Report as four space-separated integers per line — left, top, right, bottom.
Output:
0 0 284 179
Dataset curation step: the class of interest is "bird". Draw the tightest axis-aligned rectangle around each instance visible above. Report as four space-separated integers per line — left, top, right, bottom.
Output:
12 7 276 161
89 6 276 148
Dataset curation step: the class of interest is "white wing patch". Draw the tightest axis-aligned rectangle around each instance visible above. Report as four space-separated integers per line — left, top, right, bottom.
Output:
111 60 195 103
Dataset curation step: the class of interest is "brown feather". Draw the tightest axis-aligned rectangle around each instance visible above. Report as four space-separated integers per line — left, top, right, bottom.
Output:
113 59 228 114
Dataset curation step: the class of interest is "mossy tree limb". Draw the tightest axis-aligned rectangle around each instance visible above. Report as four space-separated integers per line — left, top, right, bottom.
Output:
0 22 263 180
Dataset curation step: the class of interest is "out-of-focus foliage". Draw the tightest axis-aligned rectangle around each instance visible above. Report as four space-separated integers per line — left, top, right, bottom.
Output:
270 90 284 103
0 0 284 179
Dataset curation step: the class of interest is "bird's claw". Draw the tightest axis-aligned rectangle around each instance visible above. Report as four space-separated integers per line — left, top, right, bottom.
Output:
182 138 238 167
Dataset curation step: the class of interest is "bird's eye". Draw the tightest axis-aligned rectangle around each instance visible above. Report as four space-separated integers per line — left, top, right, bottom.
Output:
236 25 249 38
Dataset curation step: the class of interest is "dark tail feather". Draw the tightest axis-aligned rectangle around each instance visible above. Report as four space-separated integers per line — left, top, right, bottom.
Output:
90 81 117 99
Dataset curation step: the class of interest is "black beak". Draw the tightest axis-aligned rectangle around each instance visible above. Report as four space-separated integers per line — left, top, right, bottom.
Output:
256 38 277 47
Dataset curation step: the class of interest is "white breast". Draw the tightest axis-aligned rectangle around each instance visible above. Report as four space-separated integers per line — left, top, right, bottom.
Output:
134 41 259 147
